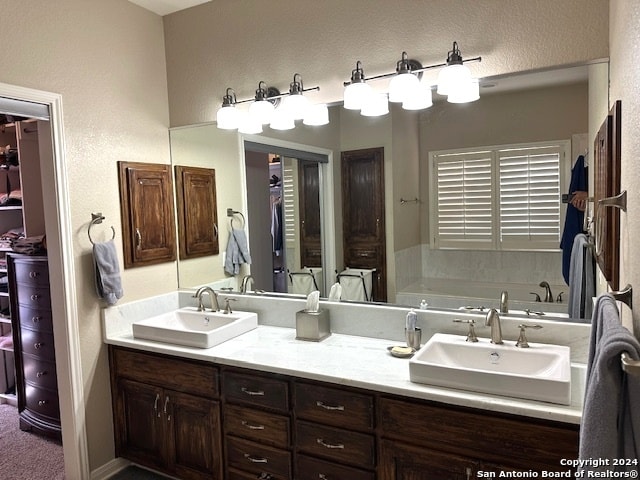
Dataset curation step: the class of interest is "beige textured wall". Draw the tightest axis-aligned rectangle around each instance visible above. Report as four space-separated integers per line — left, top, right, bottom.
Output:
610 0 640 332
0 0 173 473
164 0 609 128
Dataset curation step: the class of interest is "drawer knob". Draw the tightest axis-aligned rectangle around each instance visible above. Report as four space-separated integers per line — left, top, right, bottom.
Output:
31 294 41 301
243 453 268 464
316 438 345 450
316 401 345 411
38 400 47 406
241 387 265 396
319 475 328 480
29 271 40 279
32 316 42 323
36 371 47 377
241 420 265 430
34 342 44 349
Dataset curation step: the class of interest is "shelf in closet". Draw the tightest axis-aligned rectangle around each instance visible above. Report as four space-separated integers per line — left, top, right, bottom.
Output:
0 345 13 353
0 317 10 325
0 205 22 212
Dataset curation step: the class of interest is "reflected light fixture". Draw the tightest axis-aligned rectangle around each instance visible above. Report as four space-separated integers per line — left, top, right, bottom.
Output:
342 41 481 118
216 74 327 131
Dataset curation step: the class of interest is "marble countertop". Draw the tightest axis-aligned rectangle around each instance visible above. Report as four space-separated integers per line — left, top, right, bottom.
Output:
105 324 584 425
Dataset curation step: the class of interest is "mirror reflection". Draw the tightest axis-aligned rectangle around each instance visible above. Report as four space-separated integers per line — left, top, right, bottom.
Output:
169 61 609 323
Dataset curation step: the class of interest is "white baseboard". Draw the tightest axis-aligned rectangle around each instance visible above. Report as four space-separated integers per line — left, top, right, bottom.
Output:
90 458 131 480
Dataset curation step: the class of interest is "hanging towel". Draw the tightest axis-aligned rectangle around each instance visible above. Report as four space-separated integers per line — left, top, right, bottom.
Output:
560 155 587 285
567 233 595 320
93 239 124 305
579 294 640 470
224 228 252 275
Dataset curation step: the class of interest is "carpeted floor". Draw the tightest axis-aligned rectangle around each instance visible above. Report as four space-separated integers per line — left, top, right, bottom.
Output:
0 403 65 479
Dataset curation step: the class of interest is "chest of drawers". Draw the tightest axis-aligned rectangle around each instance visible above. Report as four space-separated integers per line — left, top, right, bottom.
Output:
8 254 60 439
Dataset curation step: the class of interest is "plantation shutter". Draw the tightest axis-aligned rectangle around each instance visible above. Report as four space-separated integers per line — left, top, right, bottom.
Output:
498 145 562 249
435 151 494 249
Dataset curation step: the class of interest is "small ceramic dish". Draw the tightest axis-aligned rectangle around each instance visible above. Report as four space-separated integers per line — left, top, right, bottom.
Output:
387 345 415 358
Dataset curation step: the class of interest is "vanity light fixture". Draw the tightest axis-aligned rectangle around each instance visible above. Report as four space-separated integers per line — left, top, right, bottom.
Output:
342 41 481 117
215 74 328 131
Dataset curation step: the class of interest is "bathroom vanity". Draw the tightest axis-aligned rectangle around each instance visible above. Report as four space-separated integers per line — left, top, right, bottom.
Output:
105 297 583 480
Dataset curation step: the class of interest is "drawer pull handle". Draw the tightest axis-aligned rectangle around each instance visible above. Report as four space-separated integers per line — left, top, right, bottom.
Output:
154 393 161 417
243 453 268 464
36 371 47 377
31 294 41 301
241 387 265 396
316 438 344 450
316 401 345 411
29 271 40 278
34 342 44 349
319 475 328 480
163 396 170 421
32 316 42 323
38 400 47 406
241 420 265 430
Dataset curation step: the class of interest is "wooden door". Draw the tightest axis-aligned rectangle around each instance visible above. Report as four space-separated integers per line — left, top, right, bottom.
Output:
298 161 321 268
118 161 177 268
341 148 386 301
167 390 223 480
114 378 166 471
175 166 219 259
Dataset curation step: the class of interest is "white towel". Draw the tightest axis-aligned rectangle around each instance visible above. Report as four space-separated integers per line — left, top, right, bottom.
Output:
224 228 252 275
568 233 595 320
93 239 123 305
579 294 640 469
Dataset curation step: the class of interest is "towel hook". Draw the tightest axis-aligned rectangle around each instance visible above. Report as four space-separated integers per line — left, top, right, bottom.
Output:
88 212 116 245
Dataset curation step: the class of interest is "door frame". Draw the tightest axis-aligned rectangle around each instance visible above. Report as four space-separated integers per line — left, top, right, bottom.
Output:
0 82 87 478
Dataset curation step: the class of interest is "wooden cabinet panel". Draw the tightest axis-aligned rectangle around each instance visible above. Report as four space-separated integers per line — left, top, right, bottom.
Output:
224 403 290 448
222 370 289 413
294 381 374 431
296 420 375 469
298 160 322 268
226 436 292 479
118 161 176 268
175 165 219 259
297 454 375 480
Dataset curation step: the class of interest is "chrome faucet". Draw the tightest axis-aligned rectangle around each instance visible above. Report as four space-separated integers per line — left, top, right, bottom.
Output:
240 275 254 294
539 281 553 303
193 286 219 312
499 290 509 314
485 308 503 344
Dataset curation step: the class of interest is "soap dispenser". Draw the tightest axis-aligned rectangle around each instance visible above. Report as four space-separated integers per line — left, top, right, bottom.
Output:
405 309 421 349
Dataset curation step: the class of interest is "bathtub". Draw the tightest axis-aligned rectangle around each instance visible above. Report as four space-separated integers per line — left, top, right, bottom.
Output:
396 277 569 316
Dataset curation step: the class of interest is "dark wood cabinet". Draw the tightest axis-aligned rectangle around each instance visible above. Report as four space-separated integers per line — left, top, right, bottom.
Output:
110 347 223 479
8 254 60 439
298 160 322 268
175 165 219 260
341 147 387 301
117 161 177 268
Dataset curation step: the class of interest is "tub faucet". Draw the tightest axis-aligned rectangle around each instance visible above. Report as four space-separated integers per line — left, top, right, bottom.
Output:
539 281 553 302
485 308 503 345
499 290 509 314
193 286 219 312
240 275 254 294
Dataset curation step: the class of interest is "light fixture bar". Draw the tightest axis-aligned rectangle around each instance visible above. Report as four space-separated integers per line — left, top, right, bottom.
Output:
232 85 320 105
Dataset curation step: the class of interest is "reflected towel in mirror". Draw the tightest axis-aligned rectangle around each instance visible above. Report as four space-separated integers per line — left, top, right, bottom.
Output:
224 228 252 275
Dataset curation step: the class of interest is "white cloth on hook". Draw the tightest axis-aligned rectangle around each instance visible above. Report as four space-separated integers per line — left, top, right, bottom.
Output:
224 228 251 275
93 239 123 305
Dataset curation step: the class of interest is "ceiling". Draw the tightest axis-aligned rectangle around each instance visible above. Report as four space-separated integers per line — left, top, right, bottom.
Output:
128 0 210 16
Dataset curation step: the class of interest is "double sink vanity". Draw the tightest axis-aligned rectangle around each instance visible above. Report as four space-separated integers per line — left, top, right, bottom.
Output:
103 290 588 479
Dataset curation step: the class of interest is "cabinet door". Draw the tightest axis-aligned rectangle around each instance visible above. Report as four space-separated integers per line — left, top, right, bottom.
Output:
118 161 176 268
114 379 166 471
166 390 223 480
175 166 219 259
380 439 477 480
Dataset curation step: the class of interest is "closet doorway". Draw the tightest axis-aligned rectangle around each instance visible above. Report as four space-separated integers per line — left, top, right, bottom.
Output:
243 140 331 297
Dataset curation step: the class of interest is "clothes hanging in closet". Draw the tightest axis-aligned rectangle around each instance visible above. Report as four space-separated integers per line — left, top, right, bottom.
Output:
560 154 587 285
270 194 283 256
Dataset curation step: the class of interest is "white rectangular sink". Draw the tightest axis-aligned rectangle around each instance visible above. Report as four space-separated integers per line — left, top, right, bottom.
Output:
132 307 258 349
409 333 571 405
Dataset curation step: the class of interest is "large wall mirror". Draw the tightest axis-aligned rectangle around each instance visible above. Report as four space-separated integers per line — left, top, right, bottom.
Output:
169 60 609 323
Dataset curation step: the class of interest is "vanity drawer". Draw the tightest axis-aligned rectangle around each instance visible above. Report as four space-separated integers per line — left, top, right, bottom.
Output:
13 259 50 287
297 454 375 480
25 383 60 420
23 354 58 391
110 347 218 398
295 420 376 469
18 305 53 333
224 403 290 448
223 370 289 413
294 381 374 431
16 284 51 310
20 329 56 361
379 396 579 469
226 436 291 479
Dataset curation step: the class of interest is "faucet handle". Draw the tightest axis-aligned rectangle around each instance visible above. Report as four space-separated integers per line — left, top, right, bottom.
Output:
515 323 543 348
223 298 236 314
529 292 542 302
453 319 478 343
